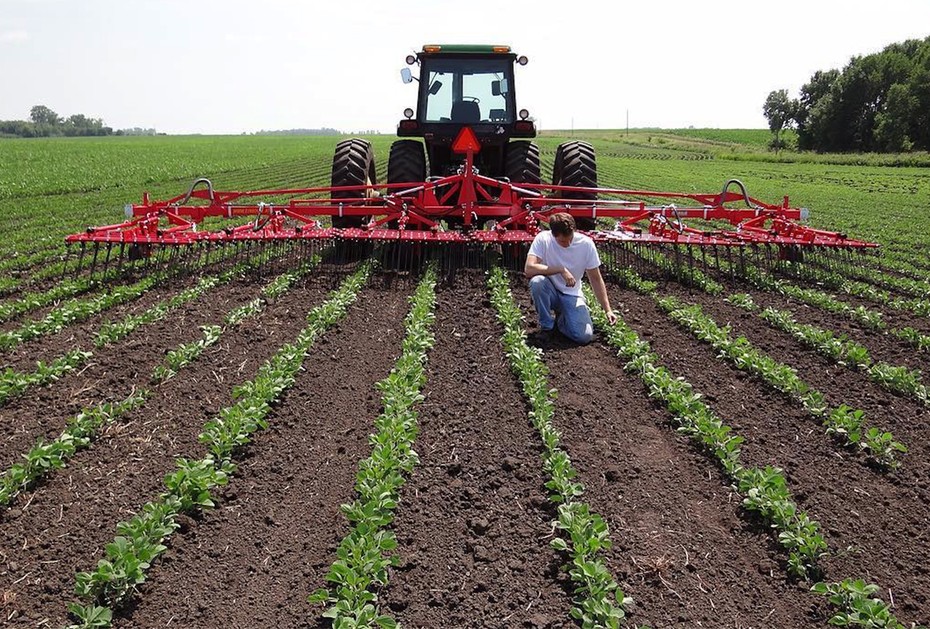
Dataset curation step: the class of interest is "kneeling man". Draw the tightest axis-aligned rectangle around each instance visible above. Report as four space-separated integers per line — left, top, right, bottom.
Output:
524 213 617 344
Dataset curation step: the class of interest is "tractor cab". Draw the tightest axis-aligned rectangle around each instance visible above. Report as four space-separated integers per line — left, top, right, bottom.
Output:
396 45 536 178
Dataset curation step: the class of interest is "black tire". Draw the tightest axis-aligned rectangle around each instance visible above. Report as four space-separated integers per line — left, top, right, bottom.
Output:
387 140 427 186
504 141 541 185
551 143 566 190
331 138 376 228
552 140 598 230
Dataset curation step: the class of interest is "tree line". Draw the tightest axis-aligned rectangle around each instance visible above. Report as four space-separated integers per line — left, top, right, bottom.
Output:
0 105 136 138
764 36 930 153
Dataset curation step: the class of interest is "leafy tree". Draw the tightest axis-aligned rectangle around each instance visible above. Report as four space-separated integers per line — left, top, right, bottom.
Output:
796 70 839 150
874 83 916 151
1 106 116 138
29 105 60 126
787 35 930 153
908 49 930 149
762 89 797 152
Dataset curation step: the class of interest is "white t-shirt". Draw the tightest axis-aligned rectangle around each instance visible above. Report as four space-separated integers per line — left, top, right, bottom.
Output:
528 231 601 296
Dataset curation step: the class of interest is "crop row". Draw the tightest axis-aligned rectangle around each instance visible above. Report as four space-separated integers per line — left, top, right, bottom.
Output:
94 275 223 347
821 249 930 292
66 262 373 627
0 273 163 351
309 267 438 627
0 393 147 508
0 275 97 324
715 257 930 354
0 243 66 274
658 297 905 467
94 245 292 347
781 260 930 320
0 275 18 297
0 155 328 289
489 267 629 628
728 294 928 405
0 249 284 409
583 285 824 577
610 266 905 467
583 286 921 628
0 260 319 509
0 136 322 201
0 348 91 406
808 256 930 300
628 248 725 296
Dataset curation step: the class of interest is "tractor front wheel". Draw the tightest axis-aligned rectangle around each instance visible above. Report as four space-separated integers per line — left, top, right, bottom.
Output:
387 140 427 186
331 138 377 229
504 141 541 185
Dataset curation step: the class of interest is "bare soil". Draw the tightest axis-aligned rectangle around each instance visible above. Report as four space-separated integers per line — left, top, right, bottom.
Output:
511 283 820 628
379 278 575 628
112 285 411 628
0 276 265 469
614 284 930 626
3 269 929 628
0 279 331 626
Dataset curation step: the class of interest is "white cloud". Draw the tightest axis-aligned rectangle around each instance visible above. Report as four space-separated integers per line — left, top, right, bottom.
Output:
0 30 29 43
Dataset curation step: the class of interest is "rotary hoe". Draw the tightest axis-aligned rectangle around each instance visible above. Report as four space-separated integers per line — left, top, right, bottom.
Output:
66 44 878 282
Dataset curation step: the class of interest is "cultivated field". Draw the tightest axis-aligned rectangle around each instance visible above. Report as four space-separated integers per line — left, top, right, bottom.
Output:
0 131 928 628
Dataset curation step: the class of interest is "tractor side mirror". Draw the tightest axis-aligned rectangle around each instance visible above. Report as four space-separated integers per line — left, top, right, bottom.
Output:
492 79 509 96
400 68 414 84
428 79 443 95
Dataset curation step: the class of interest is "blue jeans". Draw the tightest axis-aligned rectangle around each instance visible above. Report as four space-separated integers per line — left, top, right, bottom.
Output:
529 275 594 344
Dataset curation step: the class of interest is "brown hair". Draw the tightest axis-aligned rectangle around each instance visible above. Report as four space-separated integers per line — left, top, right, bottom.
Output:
548 212 575 236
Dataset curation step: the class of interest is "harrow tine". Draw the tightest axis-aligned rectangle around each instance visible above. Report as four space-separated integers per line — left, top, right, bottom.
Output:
116 242 126 277
89 242 101 278
103 242 113 281
75 242 86 278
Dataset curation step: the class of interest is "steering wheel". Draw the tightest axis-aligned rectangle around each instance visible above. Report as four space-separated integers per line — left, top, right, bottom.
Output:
463 96 481 104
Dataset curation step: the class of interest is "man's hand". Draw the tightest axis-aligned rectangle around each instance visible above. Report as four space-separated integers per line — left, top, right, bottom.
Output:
561 268 576 287
605 309 618 325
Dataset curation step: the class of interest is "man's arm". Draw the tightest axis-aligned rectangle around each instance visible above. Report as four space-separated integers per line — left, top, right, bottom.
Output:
585 266 617 325
525 254 576 286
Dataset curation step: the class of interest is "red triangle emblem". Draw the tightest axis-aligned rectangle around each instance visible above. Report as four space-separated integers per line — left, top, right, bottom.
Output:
452 126 481 154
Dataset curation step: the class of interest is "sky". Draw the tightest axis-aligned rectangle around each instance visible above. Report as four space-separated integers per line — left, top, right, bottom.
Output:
1 0 929 135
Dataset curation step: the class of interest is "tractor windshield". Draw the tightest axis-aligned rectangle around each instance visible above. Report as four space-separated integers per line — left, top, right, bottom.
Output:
420 57 514 124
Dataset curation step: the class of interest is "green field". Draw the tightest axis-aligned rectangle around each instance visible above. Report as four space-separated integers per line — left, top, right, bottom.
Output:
2 130 930 628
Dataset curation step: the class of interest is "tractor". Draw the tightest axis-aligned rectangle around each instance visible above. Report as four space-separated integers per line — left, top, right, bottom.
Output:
330 44 597 229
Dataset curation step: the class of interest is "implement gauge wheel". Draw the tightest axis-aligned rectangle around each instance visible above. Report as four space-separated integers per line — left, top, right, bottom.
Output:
553 140 598 230
331 138 377 228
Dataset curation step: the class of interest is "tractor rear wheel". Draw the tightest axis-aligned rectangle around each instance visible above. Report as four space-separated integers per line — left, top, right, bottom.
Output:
331 138 377 228
504 141 541 185
387 140 427 186
552 140 598 230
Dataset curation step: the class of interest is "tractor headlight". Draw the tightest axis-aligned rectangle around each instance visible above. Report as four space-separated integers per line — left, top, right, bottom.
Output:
517 55 528 66
406 54 417 65
519 109 530 120
403 108 414 119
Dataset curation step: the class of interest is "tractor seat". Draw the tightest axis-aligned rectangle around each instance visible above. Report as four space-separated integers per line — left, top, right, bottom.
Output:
451 101 481 123
489 108 507 122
